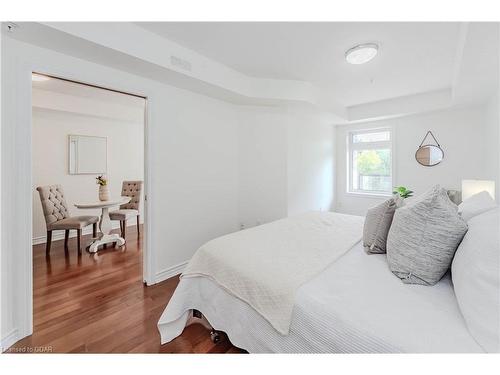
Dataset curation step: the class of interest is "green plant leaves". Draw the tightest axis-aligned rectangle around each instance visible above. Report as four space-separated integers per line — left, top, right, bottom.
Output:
393 186 414 199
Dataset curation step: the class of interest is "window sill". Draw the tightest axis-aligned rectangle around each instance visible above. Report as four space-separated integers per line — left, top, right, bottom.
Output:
346 191 392 199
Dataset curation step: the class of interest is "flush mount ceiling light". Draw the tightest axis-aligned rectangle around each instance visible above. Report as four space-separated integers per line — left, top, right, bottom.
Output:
32 73 51 82
345 43 379 65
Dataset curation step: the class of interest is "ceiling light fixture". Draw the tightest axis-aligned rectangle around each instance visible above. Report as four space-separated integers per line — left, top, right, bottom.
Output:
32 73 51 82
345 43 379 65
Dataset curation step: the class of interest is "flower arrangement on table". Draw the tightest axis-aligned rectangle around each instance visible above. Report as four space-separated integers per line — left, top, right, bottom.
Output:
96 175 109 201
96 175 108 186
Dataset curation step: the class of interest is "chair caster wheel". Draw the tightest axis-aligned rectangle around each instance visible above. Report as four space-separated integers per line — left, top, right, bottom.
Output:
210 330 221 344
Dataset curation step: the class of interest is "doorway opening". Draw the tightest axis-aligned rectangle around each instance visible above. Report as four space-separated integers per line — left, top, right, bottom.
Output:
30 73 148 348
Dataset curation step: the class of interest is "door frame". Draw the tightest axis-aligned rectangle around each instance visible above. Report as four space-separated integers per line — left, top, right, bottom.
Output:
24 67 155 340
2 38 163 346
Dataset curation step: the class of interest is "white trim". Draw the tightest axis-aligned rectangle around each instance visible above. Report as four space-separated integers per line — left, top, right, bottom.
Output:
345 191 392 199
391 124 398 187
143 98 154 286
155 261 188 284
1 329 20 352
22 60 34 344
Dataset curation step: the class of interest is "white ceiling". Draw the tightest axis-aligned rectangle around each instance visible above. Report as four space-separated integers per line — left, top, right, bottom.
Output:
137 22 463 107
8 21 496 122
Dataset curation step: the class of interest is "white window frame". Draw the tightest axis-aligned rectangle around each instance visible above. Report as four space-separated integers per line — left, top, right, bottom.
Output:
347 127 394 197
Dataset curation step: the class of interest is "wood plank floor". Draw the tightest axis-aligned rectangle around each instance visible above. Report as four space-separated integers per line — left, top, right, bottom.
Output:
10 226 244 353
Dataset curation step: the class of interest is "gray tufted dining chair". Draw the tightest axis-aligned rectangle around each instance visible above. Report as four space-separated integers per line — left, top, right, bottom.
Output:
36 184 99 255
109 181 143 240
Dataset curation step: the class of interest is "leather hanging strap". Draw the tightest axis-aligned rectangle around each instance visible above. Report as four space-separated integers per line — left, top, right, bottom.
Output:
418 130 441 147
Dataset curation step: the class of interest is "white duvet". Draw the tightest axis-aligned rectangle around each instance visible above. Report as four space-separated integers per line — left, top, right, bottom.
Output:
159 242 482 352
181 211 364 334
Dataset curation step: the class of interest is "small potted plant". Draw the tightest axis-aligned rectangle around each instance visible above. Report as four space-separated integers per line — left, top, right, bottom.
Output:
393 186 414 207
96 175 109 201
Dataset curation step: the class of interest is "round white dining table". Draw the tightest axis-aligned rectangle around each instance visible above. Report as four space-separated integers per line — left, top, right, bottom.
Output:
74 196 131 253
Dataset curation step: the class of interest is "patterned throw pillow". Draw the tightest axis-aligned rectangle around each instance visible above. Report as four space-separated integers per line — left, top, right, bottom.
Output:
386 185 468 285
363 198 397 254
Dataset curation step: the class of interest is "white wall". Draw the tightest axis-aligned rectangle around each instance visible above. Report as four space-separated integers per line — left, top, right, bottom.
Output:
336 104 499 215
237 106 288 228
287 109 335 215
32 94 145 243
154 91 240 270
485 93 500 200
237 105 336 228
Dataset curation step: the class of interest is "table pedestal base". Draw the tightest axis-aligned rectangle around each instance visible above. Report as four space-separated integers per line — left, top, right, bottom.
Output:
74 197 131 254
88 233 125 253
88 206 126 253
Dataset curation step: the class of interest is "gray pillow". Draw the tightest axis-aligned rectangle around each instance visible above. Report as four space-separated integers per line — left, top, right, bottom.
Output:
363 198 397 254
386 185 468 285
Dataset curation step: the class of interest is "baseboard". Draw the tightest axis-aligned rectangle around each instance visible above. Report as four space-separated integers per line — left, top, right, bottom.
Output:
155 261 188 284
32 221 140 245
1 329 19 352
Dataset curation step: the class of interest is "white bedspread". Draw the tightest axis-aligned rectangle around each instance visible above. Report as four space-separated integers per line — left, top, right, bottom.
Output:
158 242 483 352
181 212 364 334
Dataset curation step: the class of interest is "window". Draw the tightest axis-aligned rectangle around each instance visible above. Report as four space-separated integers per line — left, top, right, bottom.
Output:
348 129 392 195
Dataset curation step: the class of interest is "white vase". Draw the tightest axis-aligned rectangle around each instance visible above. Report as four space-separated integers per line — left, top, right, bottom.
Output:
99 185 109 201
393 194 405 208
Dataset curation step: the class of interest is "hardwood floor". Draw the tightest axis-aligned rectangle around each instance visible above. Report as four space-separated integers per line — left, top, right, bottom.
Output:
9 226 244 353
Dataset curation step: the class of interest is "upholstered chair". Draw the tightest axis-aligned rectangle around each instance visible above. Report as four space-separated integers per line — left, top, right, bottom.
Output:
36 184 99 255
109 181 143 240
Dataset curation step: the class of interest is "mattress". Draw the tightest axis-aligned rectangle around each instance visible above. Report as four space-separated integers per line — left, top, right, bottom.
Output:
158 241 483 353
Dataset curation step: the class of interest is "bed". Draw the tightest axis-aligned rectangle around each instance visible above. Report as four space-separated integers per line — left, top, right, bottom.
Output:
157 212 484 353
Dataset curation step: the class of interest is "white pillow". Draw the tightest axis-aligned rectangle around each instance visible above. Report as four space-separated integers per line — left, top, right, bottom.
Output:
452 207 499 352
458 191 497 222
